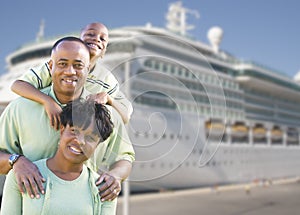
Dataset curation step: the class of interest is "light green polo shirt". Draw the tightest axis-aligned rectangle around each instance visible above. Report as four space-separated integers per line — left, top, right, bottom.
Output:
1 159 116 215
0 85 135 170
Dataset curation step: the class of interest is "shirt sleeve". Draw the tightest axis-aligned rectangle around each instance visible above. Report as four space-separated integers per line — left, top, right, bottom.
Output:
102 69 119 98
89 65 133 121
96 107 135 169
0 101 22 155
17 62 52 89
0 170 22 215
114 91 134 120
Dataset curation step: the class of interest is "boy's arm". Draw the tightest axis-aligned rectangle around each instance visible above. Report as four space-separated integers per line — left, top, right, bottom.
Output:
92 67 133 123
87 91 133 124
11 80 62 129
107 92 133 124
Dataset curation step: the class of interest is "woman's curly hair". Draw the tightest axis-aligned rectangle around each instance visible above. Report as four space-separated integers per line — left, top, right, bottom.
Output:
60 99 114 142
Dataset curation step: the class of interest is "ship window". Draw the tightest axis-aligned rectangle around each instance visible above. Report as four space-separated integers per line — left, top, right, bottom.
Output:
170 66 175 74
11 48 51 65
163 63 168 72
144 132 149 138
134 131 140 137
154 61 159 70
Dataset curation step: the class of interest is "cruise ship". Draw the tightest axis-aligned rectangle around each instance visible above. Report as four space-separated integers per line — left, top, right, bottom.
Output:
1 1 300 193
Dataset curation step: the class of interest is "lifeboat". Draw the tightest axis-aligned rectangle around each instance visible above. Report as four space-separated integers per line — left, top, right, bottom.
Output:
287 128 299 143
253 125 266 139
271 127 283 141
231 122 248 138
205 120 225 136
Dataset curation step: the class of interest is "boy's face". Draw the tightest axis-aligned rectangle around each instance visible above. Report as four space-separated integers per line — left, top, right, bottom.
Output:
80 23 109 60
59 121 100 163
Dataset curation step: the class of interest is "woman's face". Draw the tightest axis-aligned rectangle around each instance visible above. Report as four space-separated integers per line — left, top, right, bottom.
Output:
59 121 100 164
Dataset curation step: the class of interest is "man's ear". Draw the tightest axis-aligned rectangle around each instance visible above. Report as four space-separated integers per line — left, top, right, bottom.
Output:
48 59 53 70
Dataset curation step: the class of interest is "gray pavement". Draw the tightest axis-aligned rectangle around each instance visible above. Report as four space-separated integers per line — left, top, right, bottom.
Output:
117 179 300 215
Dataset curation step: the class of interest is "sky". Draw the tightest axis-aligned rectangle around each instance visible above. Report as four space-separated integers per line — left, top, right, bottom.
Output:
0 0 299 78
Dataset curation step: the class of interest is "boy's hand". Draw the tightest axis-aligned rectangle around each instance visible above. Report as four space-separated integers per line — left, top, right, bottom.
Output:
87 92 112 105
43 97 62 130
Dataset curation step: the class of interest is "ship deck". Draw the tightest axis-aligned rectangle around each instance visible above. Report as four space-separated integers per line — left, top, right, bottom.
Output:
117 177 300 215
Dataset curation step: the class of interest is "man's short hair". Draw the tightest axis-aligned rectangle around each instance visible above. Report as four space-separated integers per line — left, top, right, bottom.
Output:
51 36 90 55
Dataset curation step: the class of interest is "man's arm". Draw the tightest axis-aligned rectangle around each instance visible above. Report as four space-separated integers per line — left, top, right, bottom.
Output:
91 106 135 201
0 151 45 198
0 151 13 174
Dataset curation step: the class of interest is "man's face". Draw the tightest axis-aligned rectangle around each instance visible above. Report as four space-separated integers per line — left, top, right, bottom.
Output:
80 23 109 59
49 41 90 101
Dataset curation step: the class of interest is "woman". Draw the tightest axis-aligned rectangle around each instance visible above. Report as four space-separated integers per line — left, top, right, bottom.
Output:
1 100 115 215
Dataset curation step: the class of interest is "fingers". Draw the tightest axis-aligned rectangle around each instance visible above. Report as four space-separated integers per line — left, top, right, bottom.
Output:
87 93 108 104
97 174 121 201
49 113 60 130
16 173 45 199
54 114 60 130
45 102 62 130
13 157 46 199
99 183 121 201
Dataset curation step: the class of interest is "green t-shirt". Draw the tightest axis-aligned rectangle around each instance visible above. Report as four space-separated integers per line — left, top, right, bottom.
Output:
0 159 116 215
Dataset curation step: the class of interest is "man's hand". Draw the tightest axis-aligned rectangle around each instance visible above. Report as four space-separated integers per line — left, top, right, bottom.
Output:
13 156 46 199
96 172 121 201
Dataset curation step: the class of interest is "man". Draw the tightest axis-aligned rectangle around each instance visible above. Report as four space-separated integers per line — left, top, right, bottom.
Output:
0 37 135 204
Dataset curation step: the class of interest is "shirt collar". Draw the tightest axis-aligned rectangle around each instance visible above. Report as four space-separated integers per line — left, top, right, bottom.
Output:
42 85 91 107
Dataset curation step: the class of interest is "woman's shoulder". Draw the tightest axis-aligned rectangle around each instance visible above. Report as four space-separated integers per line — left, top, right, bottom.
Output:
33 158 48 172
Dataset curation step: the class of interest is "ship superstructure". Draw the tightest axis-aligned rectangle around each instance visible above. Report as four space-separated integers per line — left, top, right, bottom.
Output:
0 1 300 192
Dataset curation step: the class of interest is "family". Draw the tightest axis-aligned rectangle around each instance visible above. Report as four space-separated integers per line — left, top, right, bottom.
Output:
0 22 135 215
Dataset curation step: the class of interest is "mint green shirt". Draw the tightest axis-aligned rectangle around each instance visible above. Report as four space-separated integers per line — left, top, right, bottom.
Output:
0 85 135 170
0 159 116 215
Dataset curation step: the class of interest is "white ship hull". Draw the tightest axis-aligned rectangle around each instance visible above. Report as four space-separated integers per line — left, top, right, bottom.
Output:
127 106 300 191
